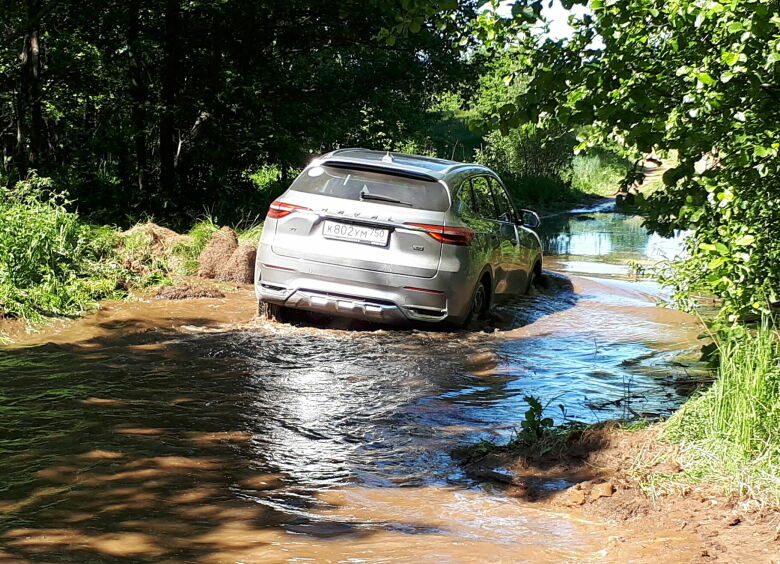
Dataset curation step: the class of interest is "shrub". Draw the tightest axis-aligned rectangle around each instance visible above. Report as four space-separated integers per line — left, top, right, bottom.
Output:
0 178 128 323
476 126 574 180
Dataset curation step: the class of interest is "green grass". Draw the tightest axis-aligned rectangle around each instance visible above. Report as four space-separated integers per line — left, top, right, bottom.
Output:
237 223 264 247
0 179 129 324
169 218 220 275
568 151 630 197
0 173 269 331
664 321 780 501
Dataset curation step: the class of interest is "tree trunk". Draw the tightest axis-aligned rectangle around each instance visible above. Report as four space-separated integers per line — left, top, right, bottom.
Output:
128 0 148 195
159 0 180 202
15 0 45 176
14 89 28 180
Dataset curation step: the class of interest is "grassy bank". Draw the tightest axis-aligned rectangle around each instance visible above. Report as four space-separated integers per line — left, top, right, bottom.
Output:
0 179 265 331
664 322 780 501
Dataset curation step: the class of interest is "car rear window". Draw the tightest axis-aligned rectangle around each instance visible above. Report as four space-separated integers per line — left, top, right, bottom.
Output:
289 165 450 212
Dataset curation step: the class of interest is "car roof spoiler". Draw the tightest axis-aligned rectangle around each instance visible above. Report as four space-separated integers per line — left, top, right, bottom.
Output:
320 160 439 182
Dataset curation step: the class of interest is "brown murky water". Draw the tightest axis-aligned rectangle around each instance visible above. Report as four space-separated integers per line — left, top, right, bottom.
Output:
0 204 706 562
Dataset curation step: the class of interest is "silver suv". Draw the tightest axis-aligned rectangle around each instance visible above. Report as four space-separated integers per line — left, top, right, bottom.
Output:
255 149 542 326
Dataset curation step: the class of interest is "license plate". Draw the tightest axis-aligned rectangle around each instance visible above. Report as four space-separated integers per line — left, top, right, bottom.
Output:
322 221 389 246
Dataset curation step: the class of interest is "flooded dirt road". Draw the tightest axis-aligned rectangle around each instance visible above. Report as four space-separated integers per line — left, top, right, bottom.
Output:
0 204 709 562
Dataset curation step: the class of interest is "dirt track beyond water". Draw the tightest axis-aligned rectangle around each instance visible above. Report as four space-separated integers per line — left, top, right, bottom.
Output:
2 206 775 563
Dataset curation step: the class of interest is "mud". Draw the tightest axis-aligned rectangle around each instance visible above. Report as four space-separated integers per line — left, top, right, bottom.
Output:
1 204 766 563
155 282 226 300
461 425 780 563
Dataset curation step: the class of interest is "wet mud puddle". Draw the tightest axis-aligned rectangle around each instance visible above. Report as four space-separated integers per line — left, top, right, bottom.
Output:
0 204 706 562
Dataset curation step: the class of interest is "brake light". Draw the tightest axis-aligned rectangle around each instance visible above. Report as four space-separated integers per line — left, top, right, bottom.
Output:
404 223 474 246
267 201 311 219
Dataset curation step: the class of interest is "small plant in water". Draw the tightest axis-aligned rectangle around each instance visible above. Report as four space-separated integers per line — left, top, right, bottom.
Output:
516 395 555 444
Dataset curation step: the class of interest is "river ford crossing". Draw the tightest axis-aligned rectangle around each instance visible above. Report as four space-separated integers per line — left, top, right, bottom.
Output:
0 203 710 563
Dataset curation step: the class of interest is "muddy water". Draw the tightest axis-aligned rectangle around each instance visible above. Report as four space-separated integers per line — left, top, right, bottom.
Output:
0 204 705 563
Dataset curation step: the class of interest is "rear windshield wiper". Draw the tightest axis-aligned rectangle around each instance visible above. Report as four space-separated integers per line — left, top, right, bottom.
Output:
359 189 413 207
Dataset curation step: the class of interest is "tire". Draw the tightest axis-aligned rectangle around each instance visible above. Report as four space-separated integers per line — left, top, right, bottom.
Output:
458 277 490 328
525 261 545 294
258 300 287 322
524 269 537 295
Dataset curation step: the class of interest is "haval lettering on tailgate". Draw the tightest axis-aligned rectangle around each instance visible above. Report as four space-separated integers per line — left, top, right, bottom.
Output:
255 149 543 326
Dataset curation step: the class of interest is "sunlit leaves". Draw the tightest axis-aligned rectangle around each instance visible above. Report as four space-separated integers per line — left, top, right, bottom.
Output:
466 0 780 318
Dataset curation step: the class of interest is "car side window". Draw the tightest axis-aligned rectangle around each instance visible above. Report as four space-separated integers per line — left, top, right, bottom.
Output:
452 181 478 222
470 176 498 219
489 178 516 223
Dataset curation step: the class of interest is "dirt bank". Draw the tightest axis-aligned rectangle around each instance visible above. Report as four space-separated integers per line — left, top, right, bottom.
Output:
458 424 780 563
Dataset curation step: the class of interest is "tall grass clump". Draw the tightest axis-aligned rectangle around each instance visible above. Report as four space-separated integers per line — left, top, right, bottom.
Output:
665 321 780 500
168 217 220 275
567 151 630 197
0 178 127 323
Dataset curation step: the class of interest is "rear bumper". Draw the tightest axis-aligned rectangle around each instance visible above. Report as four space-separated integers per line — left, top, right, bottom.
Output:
255 245 473 324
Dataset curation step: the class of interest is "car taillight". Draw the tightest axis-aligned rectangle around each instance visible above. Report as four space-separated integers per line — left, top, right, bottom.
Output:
267 201 311 219
404 223 474 246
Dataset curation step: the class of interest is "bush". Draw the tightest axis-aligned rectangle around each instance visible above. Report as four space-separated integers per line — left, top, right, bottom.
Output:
476 127 629 208
0 178 128 323
476 126 574 180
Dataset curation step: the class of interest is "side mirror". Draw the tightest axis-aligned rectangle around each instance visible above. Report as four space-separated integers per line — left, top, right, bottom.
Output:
518 209 541 229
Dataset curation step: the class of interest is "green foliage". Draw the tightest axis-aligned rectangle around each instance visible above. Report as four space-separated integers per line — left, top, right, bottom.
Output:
237 224 265 248
476 126 574 179
0 178 128 323
476 126 626 208
170 218 220 276
469 46 629 208
515 395 555 443
0 0 483 228
567 151 631 197
481 0 780 319
665 322 780 500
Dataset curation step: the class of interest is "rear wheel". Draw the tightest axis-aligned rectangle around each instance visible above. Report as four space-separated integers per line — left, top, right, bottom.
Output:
458 276 490 328
258 300 287 322
525 261 545 294
472 282 488 316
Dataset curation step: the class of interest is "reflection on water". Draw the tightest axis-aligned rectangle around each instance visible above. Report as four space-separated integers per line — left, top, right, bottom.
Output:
0 206 706 562
540 207 688 277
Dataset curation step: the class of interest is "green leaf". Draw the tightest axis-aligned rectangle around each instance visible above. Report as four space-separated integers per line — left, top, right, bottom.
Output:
708 257 726 269
734 235 755 246
721 51 741 66
696 72 716 85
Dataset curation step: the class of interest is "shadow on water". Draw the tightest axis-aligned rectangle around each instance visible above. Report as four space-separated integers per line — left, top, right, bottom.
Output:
0 321 612 562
